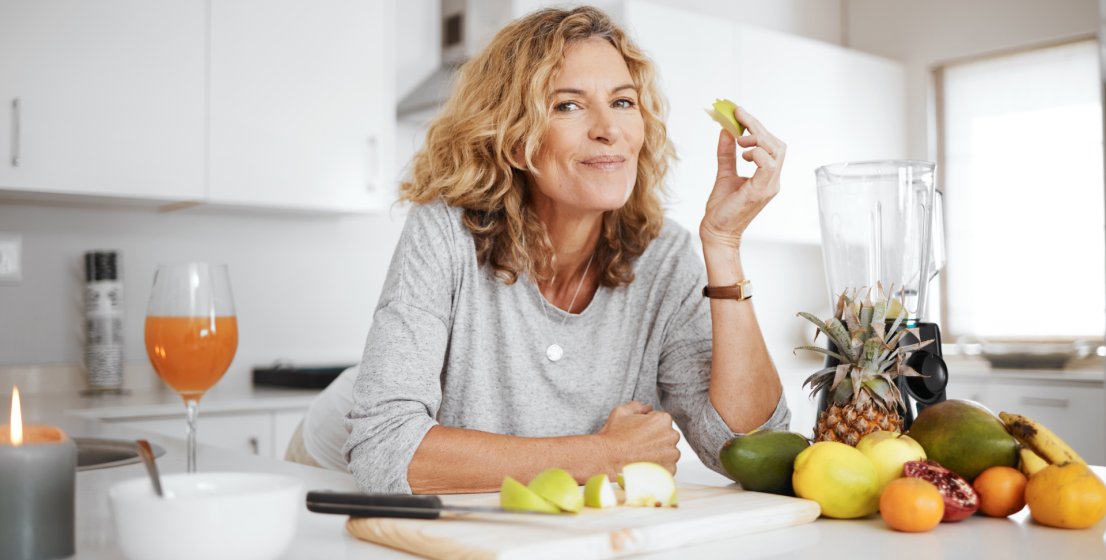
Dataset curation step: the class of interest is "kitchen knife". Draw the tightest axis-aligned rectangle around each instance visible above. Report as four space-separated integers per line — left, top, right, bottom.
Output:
306 490 560 519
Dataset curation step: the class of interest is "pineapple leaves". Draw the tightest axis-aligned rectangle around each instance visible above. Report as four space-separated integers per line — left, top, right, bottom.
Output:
796 285 930 412
794 345 848 363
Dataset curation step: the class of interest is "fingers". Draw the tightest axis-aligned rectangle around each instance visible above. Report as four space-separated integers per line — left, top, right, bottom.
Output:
611 401 653 417
715 129 739 183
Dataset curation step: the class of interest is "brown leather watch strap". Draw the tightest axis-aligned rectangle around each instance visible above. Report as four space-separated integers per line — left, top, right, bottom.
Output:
702 280 753 300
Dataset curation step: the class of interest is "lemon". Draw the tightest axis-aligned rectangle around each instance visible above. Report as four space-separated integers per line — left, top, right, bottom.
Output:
793 441 881 519
855 431 927 491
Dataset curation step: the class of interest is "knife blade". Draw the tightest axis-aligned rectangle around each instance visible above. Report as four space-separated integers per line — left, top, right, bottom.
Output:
305 490 561 519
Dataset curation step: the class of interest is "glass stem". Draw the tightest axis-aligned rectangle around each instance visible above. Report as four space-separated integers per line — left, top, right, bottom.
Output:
185 398 199 473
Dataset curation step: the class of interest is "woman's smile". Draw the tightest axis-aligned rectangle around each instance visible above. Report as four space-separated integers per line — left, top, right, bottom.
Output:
579 155 627 171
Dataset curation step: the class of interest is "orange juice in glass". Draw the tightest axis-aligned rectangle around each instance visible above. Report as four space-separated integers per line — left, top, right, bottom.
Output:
145 263 237 472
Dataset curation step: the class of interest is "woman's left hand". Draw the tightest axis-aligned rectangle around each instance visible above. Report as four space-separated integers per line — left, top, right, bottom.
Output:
700 106 786 250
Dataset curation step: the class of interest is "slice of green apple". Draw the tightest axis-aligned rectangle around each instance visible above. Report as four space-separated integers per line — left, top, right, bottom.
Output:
583 474 617 509
621 462 678 508
500 476 560 513
704 98 745 138
527 468 583 513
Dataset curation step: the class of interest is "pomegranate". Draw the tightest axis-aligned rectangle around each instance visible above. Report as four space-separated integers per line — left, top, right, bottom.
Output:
903 460 979 522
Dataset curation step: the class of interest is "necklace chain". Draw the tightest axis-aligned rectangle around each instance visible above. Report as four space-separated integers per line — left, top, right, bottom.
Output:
538 252 595 362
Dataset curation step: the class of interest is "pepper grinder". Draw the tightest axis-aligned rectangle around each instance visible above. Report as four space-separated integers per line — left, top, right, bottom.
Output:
82 251 125 394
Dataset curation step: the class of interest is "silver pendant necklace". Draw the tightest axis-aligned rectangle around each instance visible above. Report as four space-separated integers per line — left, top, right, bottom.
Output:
538 252 595 362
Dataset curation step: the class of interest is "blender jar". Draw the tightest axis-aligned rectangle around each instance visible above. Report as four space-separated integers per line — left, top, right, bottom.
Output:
814 160 944 322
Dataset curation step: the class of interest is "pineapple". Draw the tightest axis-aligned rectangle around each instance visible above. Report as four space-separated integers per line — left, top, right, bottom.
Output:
796 285 931 446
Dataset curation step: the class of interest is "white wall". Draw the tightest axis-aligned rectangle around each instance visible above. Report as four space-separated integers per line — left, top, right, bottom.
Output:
846 0 1098 160
0 203 406 391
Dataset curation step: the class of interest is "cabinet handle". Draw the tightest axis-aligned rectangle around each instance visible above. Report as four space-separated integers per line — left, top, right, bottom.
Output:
248 436 260 455
1019 396 1070 408
366 135 378 192
10 98 20 167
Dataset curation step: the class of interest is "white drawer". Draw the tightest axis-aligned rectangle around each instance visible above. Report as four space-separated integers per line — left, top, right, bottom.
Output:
985 380 1105 465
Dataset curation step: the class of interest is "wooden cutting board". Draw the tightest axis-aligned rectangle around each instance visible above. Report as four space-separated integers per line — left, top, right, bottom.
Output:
346 483 821 560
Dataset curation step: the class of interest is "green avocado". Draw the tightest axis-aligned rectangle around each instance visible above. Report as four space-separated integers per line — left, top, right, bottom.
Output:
720 430 810 496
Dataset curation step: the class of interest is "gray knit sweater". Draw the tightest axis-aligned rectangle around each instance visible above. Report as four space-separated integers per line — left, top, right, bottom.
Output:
343 200 790 493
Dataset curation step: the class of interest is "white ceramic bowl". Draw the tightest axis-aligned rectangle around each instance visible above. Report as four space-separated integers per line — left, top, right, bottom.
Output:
109 472 303 560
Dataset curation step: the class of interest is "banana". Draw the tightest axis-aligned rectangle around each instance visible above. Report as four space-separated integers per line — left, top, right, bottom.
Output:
1018 447 1049 477
999 411 1086 466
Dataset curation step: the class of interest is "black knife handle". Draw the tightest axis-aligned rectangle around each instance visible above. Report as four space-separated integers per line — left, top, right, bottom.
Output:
306 491 444 519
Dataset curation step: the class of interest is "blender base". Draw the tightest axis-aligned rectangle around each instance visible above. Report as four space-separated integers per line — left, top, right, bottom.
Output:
814 321 948 433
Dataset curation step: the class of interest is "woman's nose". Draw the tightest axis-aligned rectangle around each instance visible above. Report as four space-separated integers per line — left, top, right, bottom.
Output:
588 108 622 144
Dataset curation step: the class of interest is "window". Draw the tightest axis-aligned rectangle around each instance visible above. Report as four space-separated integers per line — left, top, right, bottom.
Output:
937 39 1104 340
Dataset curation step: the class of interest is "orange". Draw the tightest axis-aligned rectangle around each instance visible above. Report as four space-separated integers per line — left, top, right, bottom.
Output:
973 466 1027 517
879 477 945 532
1025 462 1106 529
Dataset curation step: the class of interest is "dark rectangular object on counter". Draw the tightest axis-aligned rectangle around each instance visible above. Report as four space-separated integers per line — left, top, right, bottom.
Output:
252 364 353 389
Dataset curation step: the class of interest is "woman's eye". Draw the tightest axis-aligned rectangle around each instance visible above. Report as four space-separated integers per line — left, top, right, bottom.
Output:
555 101 580 112
613 98 637 109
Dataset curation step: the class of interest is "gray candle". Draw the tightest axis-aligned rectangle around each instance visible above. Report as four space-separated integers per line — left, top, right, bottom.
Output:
0 388 77 560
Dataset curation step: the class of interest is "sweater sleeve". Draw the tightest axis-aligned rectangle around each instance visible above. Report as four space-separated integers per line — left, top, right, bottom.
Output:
343 202 457 494
655 230 790 479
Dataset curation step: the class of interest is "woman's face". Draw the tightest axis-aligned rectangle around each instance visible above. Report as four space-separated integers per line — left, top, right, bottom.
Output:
529 37 645 216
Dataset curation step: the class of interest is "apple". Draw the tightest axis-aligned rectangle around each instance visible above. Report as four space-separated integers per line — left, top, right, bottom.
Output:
705 98 745 139
527 468 583 513
500 476 560 513
583 473 617 509
856 431 928 490
621 462 678 508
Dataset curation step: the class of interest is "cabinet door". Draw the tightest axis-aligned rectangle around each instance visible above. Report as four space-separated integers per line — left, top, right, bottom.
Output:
621 5 906 243
112 412 273 457
732 26 907 244
621 2 737 236
0 0 205 201
986 380 1106 465
208 0 395 212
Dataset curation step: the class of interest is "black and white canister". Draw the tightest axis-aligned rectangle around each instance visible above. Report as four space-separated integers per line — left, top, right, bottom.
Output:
84 251 124 392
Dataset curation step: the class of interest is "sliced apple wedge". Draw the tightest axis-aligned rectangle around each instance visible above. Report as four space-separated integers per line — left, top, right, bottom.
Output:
705 98 745 138
583 474 618 509
527 468 583 513
500 476 560 513
621 462 678 508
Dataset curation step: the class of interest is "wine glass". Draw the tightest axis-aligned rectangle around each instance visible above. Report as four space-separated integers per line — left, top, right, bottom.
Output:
144 263 238 473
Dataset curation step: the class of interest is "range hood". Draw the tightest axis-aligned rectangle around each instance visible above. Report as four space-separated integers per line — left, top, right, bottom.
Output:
397 0 514 122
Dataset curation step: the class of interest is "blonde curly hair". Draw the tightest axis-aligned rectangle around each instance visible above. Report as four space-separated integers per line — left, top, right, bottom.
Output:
399 6 674 287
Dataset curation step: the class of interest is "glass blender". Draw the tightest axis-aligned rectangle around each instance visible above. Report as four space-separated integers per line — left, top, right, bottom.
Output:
814 160 948 428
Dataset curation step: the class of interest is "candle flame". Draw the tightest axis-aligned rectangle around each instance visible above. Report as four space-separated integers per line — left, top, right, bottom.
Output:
11 386 22 446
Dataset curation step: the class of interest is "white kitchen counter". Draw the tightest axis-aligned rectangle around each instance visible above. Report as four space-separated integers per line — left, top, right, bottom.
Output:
5 389 1104 559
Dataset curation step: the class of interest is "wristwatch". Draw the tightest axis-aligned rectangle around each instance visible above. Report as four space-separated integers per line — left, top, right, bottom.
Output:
702 280 753 300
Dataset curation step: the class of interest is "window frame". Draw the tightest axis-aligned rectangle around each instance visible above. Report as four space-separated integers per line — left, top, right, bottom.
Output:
932 33 1103 343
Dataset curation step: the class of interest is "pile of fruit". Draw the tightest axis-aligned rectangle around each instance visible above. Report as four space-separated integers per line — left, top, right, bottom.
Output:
499 462 677 514
753 287 1106 531
720 402 1106 531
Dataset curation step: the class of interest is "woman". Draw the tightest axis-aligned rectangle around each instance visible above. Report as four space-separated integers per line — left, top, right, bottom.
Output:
343 6 788 494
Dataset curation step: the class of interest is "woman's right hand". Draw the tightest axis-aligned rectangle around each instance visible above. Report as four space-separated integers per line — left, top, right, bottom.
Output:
595 401 681 474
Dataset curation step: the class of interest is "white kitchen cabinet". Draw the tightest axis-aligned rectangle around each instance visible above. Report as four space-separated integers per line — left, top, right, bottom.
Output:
985 379 1105 465
942 371 1105 465
207 0 396 212
107 407 307 460
944 376 989 403
0 0 206 202
620 2 906 243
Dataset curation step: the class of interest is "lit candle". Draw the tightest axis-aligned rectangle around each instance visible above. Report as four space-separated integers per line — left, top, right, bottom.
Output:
0 387 77 560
